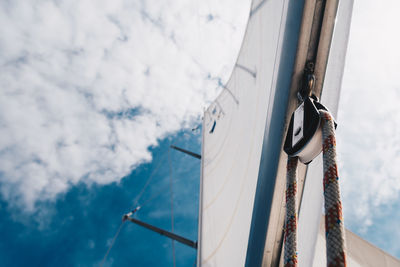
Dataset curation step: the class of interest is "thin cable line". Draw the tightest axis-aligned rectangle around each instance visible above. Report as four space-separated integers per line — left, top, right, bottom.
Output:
101 140 182 267
168 148 176 267
129 149 170 211
138 183 170 208
100 221 125 267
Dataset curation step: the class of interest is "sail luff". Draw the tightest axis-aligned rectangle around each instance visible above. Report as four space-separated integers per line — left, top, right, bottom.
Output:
197 111 206 267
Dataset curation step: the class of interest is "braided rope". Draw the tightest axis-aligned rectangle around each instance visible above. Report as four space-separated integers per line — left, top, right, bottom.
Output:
284 110 346 267
320 110 346 267
284 156 298 267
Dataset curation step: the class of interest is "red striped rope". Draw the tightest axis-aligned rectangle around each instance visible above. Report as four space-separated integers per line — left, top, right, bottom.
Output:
284 110 346 267
320 110 346 267
284 157 298 267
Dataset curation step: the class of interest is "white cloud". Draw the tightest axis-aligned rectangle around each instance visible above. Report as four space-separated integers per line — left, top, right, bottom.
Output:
0 0 250 211
7 0 399 239
337 0 400 231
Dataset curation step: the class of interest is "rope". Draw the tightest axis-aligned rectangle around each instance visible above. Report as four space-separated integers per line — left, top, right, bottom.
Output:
284 110 346 267
284 157 298 267
320 110 346 267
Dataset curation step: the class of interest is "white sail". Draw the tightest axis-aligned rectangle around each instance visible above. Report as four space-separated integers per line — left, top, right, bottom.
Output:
313 218 400 267
198 0 305 266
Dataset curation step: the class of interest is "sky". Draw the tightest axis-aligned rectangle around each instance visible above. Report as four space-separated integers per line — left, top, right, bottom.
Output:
0 0 400 266
336 0 400 257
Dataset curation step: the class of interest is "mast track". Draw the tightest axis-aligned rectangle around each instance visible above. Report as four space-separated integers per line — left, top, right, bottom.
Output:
262 0 341 266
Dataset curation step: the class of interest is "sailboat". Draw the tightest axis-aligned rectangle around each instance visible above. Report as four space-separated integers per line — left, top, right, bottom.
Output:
123 0 400 266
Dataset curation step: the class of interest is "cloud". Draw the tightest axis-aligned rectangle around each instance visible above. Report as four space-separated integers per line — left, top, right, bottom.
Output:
337 0 400 231
0 0 250 211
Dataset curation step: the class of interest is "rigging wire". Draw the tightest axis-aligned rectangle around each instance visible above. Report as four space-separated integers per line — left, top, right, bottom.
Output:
100 143 174 266
168 147 176 267
100 221 126 267
100 139 193 266
129 141 178 212
129 151 170 211
138 183 170 208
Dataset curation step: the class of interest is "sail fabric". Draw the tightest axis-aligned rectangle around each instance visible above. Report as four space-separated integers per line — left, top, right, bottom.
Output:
312 218 400 267
198 0 301 265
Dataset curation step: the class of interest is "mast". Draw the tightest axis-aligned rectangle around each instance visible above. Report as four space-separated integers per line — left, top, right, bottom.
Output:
258 0 349 265
198 0 354 266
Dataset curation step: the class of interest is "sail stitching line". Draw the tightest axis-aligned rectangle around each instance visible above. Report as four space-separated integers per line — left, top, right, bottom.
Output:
202 116 257 263
203 95 236 168
202 43 264 263
203 106 250 209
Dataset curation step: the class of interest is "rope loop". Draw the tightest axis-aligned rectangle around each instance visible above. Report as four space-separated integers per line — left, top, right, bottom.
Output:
284 110 346 267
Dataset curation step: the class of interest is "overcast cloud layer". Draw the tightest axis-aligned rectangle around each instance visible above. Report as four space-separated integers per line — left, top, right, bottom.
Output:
0 0 249 211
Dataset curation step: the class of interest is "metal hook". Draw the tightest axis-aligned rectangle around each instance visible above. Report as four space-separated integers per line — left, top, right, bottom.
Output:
298 61 315 102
